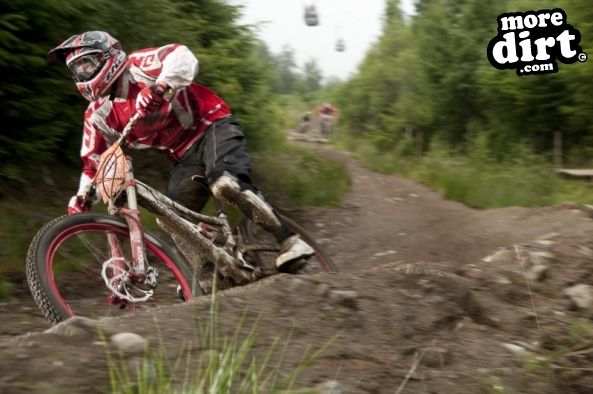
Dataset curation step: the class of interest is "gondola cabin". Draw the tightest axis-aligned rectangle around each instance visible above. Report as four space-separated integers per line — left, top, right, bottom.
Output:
304 5 319 26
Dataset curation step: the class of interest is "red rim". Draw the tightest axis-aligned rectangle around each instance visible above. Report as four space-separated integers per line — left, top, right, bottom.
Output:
44 222 192 317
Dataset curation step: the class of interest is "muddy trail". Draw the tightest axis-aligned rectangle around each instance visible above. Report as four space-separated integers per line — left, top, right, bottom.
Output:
2 141 593 393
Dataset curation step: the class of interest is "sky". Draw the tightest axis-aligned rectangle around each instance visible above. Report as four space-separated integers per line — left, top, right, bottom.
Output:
229 0 415 81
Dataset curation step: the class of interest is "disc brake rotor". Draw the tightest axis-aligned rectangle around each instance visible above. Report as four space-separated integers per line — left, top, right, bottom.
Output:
101 257 158 303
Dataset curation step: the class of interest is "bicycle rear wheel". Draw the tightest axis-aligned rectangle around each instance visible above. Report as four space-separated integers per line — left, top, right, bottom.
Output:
242 214 338 274
26 213 199 325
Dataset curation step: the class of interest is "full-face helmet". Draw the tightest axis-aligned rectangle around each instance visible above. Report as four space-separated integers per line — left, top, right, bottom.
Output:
48 31 127 101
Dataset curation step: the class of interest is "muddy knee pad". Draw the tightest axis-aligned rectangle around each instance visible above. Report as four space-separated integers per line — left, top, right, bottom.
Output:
210 172 293 240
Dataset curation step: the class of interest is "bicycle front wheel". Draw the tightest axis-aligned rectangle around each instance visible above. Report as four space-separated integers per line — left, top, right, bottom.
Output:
26 213 199 325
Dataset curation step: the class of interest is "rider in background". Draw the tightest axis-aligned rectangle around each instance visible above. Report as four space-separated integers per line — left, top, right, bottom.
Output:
297 111 312 134
317 102 338 118
47 31 314 273
317 102 339 137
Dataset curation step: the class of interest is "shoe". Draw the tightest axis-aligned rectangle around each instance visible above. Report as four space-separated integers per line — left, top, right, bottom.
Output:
276 235 315 273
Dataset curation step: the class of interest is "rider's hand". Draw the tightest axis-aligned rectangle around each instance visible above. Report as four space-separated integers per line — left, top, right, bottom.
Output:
135 82 168 118
67 195 90 215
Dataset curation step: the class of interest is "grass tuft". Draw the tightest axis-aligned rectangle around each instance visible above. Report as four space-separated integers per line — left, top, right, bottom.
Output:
105 270 335 393
252 144 349 209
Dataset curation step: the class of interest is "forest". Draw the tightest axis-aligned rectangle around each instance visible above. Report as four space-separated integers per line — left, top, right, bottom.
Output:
330 0 593 208
5 0 591 186
0 0 283 183
334 0 593 159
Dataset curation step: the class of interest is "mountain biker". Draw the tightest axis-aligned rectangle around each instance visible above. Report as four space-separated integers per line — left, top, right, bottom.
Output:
47 31 314 273
317 102 338 138
317 102 338 118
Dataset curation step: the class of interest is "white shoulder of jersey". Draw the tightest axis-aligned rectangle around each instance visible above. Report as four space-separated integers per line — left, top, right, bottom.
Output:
157 45 199 89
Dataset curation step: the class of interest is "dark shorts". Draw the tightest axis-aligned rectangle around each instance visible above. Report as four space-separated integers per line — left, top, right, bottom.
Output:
167 117 252 211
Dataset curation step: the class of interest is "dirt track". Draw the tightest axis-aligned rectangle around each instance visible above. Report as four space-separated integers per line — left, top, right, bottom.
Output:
1 142 593 393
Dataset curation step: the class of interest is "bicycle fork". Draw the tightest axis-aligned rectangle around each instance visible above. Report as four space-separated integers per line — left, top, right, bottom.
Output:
102 158 158 303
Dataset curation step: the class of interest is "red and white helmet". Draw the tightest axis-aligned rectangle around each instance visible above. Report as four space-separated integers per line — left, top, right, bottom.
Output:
48 31 127 101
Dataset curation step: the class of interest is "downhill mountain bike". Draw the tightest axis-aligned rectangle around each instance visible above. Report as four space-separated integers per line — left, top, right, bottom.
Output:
27 114 338 325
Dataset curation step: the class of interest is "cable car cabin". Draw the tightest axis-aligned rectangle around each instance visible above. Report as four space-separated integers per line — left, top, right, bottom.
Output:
304 5 319 26
335 39 346 52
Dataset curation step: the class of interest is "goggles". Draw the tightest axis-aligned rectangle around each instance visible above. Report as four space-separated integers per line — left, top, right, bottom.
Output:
67 52 104 82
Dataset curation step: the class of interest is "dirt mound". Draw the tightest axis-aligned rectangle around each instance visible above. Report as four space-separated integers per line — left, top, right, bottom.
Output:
1 145 593 393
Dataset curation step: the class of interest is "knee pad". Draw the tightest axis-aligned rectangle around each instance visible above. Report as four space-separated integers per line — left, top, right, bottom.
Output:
210 172 242 200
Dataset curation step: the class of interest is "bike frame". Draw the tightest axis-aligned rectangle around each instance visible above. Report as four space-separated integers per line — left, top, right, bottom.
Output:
134 180 256 282
93 114 262 300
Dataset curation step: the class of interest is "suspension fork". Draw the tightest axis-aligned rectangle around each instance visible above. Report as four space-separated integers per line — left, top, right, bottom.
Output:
107 157 149 280
106 232 125 272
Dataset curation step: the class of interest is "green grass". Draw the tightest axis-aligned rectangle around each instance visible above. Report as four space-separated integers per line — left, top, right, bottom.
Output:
0 278 11 301
335 133 593 209
515 320 593 391
0 193 69 300
107 324 333 394
253 144 349 209
106 275 337 393
475 321 593 393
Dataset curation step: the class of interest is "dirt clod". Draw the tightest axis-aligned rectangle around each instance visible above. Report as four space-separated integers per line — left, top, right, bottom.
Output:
564 284 593 310
110 332 148 355
44 316 103 338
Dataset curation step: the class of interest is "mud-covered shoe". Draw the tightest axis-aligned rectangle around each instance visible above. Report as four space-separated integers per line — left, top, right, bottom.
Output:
276 235 315 273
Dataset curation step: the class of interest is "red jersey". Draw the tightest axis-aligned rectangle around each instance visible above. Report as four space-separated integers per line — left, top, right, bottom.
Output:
76 44 231 195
